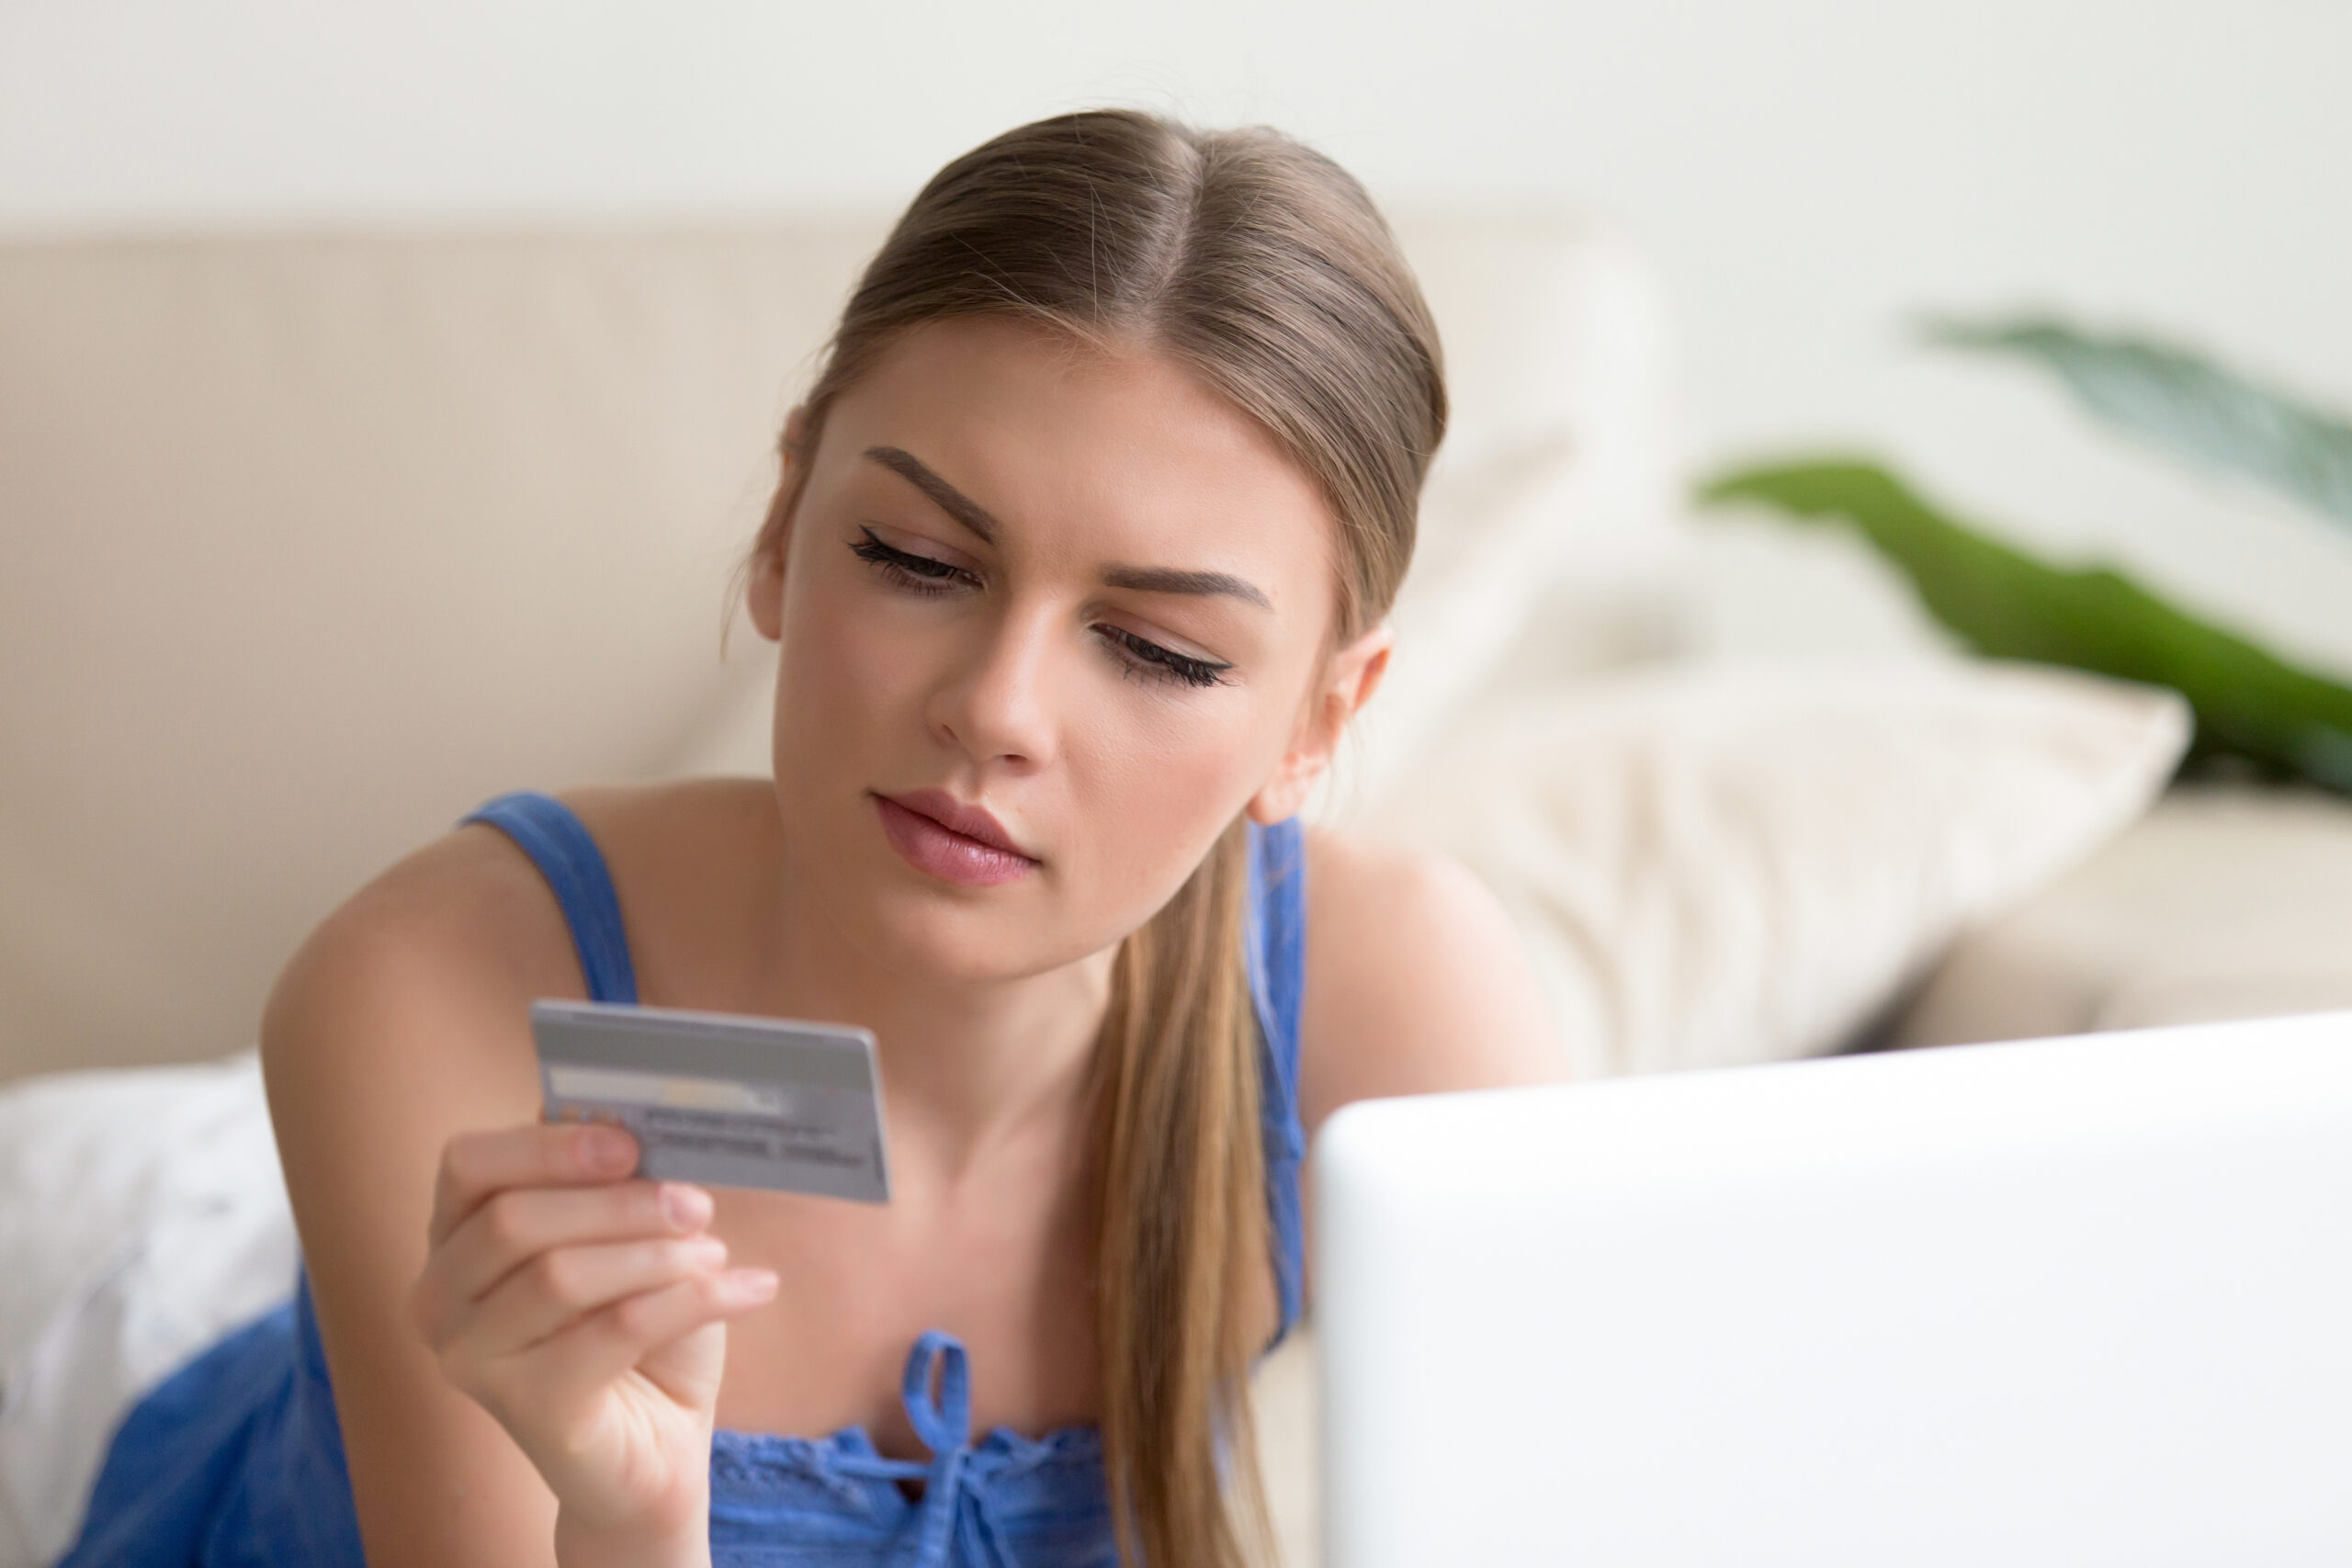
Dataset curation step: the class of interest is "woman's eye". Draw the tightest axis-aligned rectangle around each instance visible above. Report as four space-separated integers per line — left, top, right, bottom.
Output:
850 528 1225 690
850 528 976 596
1097 625 1232 690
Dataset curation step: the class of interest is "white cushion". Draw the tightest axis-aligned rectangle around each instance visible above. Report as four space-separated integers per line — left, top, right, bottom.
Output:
1363 660 2193 1079
0 1052 293 1568
1894 782 2352 1046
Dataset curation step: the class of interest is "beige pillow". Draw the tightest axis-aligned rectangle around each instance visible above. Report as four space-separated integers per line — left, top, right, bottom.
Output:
1363 660 2193 1079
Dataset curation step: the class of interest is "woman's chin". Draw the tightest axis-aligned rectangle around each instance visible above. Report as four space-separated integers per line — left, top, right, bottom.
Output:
851 889 1099 989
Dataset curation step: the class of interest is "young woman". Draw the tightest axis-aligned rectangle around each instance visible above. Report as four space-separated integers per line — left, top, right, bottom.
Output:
66 109 1560 1568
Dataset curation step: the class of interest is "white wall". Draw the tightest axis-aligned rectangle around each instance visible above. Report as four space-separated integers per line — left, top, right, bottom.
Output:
6 0 2350 671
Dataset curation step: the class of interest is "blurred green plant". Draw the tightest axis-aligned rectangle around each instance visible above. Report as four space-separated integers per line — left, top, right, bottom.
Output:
1696 318 2352 795
1920 317 2352 530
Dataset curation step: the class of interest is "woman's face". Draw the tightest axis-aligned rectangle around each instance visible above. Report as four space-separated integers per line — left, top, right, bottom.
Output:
746 315 1385 985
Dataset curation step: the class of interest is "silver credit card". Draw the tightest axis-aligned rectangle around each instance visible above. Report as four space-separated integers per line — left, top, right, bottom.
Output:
530 998 890 1202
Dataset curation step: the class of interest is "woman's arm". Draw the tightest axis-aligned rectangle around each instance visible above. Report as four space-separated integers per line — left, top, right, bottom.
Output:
260 831 766 1568
261 840 573 1565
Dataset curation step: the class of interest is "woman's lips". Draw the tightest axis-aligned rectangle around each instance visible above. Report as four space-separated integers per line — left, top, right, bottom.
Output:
873 792 1038 887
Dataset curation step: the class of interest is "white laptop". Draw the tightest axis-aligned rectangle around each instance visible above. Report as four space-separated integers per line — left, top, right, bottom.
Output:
1313 1010 2352 1567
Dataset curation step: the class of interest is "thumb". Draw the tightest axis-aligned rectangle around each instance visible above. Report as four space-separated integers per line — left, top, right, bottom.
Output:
637 1316 730 1414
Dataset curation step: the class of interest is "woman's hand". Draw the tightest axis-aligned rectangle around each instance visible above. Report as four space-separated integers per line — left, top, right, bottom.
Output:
410 1122 779 1565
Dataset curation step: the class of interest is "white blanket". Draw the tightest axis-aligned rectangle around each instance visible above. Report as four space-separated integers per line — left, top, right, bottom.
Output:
0 1052 296 1568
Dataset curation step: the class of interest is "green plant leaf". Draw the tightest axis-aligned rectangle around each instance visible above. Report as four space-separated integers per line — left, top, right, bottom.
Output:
1695 457 2352 793
1921 315 2352 530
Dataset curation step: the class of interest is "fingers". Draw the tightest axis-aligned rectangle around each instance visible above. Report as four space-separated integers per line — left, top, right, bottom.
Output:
425 1180 716 1314
410 1121 781 1517
452 1234 737 1359
429 1122 640 1246
431 1250 777 1429
537 1268 781 1399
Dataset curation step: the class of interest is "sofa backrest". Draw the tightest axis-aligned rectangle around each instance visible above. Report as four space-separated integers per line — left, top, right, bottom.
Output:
0 214 1674 1080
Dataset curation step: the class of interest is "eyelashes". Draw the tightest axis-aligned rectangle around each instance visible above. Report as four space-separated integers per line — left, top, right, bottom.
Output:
1094 625 1229 689
848 528 1231 691
849 528 971 594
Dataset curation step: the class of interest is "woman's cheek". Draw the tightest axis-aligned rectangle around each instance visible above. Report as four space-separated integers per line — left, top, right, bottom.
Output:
786 587 931 742
1077 696 1265 897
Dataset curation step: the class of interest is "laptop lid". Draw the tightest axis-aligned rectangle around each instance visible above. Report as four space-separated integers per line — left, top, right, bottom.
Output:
1314 1011 2352 1567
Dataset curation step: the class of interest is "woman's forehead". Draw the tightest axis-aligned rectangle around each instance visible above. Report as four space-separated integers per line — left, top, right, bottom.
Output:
817 317 1339 606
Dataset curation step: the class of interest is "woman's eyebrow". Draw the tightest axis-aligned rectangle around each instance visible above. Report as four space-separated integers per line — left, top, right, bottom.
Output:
1102 564 1272 609
865 445 1001 544
861 443 1271 610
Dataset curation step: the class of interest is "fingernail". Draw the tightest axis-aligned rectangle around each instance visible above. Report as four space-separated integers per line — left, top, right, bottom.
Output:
660 1183 715 1231
684 1235 729 1268
582 1124 635 1173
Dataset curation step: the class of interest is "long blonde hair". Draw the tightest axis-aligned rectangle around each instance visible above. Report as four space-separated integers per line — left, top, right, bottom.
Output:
735 108 1445 1565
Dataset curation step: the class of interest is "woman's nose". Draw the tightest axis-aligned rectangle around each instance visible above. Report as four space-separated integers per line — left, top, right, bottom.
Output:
927 608 1059 771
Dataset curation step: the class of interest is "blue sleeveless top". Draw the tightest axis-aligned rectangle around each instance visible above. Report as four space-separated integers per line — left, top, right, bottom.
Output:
62 790 1310 1568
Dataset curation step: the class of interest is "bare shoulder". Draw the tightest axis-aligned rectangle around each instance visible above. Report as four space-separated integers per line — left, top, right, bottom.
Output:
260 805 581 1130
1295 825 1566 1139
259 775 774 1199
261 775 774 1101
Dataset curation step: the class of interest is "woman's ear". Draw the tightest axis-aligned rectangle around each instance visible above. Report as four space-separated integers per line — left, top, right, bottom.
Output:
1247 621 1395 825
746 407 813 643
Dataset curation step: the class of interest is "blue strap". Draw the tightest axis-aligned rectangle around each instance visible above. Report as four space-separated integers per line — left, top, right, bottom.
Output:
1245 816 1310 1346
458 791 639 1005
